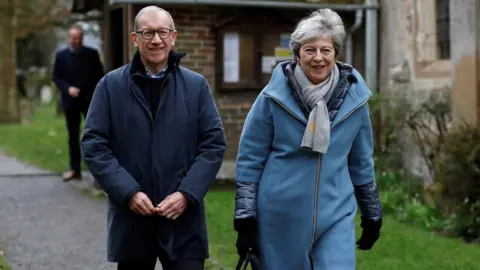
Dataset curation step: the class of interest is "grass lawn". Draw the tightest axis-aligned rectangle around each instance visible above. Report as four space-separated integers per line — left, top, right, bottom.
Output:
2 102 480 269
206 191 480 270
0 103 80 173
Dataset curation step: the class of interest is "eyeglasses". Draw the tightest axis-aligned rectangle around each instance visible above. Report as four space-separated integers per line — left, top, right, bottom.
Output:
135 28 175 40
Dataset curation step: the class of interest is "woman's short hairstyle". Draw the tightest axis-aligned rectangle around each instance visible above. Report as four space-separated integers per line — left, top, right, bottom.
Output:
289 8 346 60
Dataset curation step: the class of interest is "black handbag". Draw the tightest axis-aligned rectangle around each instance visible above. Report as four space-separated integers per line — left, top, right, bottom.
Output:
236 251 260 270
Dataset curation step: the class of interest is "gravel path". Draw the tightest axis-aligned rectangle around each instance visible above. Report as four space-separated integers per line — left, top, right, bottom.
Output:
0 154 162 270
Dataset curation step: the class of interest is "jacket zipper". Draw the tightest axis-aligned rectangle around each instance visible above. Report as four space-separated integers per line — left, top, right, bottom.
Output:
149 107 156 205
265 93 370 267
308 154 321 266
265 94 323 263
154 74 171 123
151 74 171 205
307 99 369 268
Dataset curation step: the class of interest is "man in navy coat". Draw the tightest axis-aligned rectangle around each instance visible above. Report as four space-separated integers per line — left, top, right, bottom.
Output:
52 25 104 181
80 6 227 270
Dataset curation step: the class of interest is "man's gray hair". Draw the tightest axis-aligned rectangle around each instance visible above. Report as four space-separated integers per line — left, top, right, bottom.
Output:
68 24 84 35
289 8 346 60
133 5 175 31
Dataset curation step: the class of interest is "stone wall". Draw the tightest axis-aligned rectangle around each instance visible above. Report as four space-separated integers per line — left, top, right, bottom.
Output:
379 0 451 95
379 0 453 185
450 0 480 126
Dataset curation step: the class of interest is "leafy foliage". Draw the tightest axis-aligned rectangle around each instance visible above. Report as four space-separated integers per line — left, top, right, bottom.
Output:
434 122 480 242
15 0 70 39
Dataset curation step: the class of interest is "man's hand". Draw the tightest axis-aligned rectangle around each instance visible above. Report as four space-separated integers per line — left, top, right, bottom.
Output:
128 191 156 216
156 192 188 220
68 86 80 97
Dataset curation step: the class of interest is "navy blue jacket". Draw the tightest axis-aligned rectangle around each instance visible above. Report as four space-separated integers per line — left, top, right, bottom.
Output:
52 46 104 110
80 51 227 262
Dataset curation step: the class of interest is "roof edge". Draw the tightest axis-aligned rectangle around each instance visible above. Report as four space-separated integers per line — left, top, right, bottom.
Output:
72 0 105 13
107 0 379 10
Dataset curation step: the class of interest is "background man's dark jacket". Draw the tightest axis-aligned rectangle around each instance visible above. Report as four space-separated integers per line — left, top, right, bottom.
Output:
52 46 104 110
80 51 227 262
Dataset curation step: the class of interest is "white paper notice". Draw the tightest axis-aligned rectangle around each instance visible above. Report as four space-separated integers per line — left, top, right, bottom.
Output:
223 32 240 83
261 56 277 74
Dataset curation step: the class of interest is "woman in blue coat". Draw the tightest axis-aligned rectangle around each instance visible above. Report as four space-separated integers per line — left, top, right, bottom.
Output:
233 9 383 270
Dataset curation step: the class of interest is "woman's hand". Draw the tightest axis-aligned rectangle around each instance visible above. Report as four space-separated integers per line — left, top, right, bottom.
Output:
356 216 382 250
234 218 260 257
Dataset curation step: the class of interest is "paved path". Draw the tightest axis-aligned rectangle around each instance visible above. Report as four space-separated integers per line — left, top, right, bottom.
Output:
0 154 162 270
0 154 53 177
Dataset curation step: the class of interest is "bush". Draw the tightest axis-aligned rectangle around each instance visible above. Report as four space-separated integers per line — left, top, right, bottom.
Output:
374 158 445 232
371 87 480 242
369 91 411 155
434 123 480 242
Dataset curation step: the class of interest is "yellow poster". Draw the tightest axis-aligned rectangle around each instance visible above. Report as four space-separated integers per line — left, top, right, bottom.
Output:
274 47 293 61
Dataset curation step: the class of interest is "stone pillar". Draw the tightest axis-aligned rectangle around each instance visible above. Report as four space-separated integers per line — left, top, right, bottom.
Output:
450 0 480 126
378 0 415 93
379 0 446 185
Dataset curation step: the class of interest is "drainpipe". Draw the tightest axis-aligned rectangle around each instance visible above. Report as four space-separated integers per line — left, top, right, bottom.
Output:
345 9 364 64
364 0 379 92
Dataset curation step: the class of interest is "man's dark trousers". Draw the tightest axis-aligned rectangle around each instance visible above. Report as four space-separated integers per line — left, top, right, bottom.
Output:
65 100 89 175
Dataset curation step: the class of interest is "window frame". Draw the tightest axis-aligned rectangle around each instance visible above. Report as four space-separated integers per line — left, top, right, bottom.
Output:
214 14 296 93
215 25 264 92
436 0 451 60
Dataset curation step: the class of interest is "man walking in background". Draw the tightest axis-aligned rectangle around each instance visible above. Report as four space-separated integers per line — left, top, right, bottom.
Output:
81 6 226 270
52 25 104 181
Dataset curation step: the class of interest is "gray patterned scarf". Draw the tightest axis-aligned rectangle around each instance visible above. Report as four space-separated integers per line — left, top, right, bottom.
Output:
294 64 340 154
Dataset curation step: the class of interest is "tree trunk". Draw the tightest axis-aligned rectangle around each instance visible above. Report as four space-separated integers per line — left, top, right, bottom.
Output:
0 0 20 124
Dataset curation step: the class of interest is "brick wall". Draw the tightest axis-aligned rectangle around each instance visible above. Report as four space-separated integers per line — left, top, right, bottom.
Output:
169 7 216 89
168 6 259 162
216 92 259 160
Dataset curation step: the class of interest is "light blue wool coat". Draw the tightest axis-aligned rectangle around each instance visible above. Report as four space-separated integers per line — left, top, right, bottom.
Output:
235 62 375 270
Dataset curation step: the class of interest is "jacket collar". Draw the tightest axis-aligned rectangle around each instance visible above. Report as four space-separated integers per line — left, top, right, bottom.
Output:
129 50 187 77
263 61 372 127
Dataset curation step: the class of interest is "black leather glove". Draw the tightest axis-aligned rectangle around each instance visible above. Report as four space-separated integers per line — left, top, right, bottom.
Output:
354 180 383 251
356 216 382 250
234 218 259 257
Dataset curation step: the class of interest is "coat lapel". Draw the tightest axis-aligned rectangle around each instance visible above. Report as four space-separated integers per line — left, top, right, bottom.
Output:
331 70 372 129
129 77 153 122
263 62 308 125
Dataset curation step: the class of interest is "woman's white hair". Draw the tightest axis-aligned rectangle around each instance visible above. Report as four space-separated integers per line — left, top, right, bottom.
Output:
289 8 346 60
